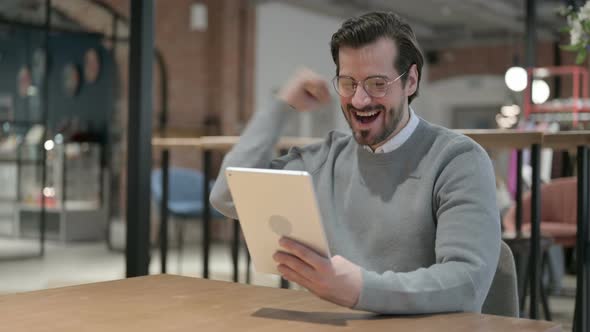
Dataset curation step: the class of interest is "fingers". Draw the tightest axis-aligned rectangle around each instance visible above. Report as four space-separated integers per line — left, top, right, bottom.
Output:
276 258 333 304
303 78 331 103
276 264 316 292
273 251 316 280
278 237 330 272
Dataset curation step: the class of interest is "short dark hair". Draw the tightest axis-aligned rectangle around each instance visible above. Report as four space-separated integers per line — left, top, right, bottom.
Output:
330 11 424 104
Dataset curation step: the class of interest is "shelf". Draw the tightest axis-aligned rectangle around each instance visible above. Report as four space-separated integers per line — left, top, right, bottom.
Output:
0 141 106 242
529 105 590 113
0 159 43 164
524 66 589 125
0 120 43 126
530 112 590 122
18 201 101 212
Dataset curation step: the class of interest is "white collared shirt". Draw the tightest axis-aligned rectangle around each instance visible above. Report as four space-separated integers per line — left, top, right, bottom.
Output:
363 107 419 153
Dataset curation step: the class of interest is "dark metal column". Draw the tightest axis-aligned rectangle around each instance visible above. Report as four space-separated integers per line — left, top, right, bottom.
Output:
574 145 589 332
552 41 562 99
232 220 240 282
524 0 540 320
516 150 523 236
515 149 527 311
525 0 537 72
105 15 118 251
126 0 154 277
155 50 168 131
159 149 169 274
202 150 212 278
529 143 541 319
586 147 590 332
38 0 53 254
38 0 52 256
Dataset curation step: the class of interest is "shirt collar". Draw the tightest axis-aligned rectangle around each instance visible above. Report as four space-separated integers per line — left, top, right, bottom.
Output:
363 107 419 154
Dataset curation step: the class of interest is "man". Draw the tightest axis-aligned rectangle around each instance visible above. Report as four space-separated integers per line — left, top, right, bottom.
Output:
210 11 500 314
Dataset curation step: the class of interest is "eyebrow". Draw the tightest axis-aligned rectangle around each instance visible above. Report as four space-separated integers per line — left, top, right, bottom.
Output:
365 75 390 79
337 74 391 80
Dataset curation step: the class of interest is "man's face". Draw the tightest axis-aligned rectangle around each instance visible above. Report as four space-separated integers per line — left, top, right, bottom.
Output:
337 37 416 150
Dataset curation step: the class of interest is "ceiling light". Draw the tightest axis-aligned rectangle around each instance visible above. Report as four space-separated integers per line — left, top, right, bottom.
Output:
501 104 521 117
504 66 527 92
532 79 550 104
43 187 55 198
44 140 54 151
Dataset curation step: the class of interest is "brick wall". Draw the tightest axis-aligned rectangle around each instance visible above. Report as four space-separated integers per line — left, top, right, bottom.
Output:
80 0 256 215
428 38 585 98
98 0 255 149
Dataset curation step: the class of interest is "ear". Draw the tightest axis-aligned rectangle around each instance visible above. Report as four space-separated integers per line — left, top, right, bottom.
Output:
405 64 418 97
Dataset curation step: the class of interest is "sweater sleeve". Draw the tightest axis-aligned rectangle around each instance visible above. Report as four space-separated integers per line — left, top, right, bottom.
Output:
209 99 306 219
353 138 501 314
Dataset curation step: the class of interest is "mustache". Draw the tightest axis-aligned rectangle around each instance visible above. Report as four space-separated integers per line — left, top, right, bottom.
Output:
346 104 385 112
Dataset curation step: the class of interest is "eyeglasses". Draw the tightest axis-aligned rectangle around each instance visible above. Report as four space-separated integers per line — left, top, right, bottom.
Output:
332 71 407 98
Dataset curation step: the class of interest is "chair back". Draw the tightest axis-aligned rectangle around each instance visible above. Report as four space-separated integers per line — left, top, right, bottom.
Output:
151 167 204 203
482 241 519 317
503 177 578 246
540 177 577 225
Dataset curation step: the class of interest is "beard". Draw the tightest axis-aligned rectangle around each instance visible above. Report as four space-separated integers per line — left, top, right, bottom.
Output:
341 98 406 148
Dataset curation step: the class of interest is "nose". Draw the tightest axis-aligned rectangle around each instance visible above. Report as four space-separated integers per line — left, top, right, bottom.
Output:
351 85 371 109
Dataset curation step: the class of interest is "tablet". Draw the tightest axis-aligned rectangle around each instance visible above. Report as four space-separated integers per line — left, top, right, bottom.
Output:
225 166 331 275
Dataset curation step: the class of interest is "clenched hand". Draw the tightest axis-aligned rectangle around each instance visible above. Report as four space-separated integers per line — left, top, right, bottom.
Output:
277 68 331 112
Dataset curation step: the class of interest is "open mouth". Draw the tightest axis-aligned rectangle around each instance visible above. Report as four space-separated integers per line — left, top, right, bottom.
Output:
353 110 381 124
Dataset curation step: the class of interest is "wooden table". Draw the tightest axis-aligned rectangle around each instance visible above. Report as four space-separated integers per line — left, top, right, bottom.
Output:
0 275 562 332
458 129 544 149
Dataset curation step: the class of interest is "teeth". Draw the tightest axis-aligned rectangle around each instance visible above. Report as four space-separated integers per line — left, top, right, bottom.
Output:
354 110 379 117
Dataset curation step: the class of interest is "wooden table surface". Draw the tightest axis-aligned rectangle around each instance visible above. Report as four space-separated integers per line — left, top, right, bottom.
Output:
152 130 552 151
543 131 590 149
152 136 324 151
0 275 561 332
457 130 544 149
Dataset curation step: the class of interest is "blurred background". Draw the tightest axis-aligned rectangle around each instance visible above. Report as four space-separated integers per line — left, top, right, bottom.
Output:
0 0 587 329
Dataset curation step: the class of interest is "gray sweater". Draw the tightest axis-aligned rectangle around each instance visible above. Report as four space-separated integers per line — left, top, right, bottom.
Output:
210 100 501 314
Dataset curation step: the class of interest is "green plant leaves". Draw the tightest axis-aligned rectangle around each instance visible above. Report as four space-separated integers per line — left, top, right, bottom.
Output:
575 47 588 64
560 44 582 51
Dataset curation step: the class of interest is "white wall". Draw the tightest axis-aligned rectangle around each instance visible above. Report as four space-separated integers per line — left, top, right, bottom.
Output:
255 3 508 134
412 75 507 128
255 2 347 137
